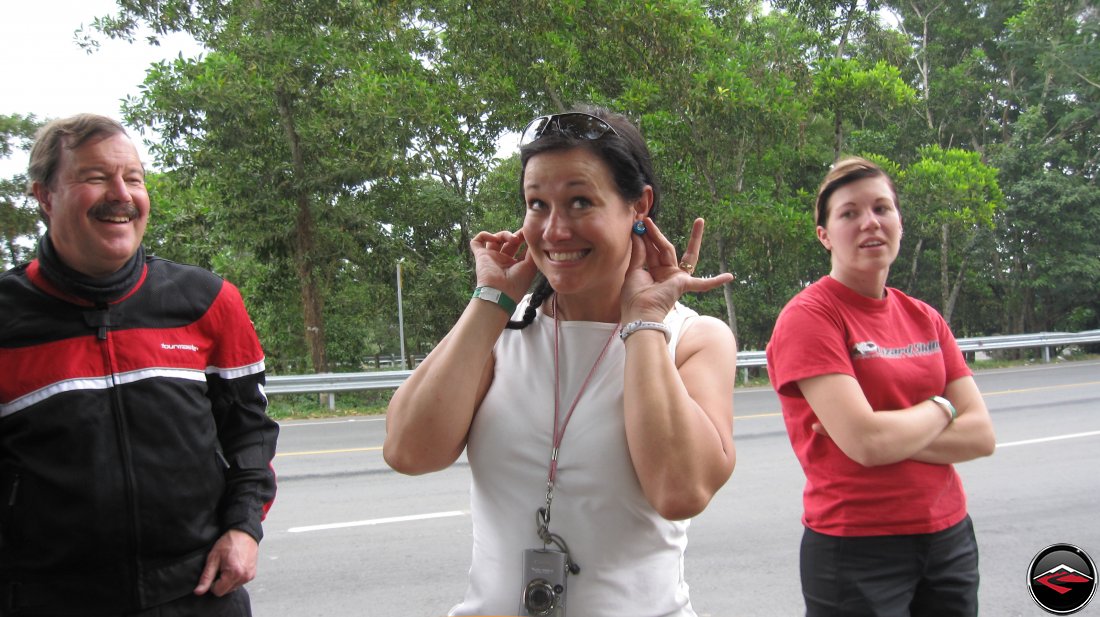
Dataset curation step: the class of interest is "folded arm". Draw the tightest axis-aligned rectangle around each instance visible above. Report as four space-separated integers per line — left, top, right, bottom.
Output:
910 376 996 464
799 373 953 467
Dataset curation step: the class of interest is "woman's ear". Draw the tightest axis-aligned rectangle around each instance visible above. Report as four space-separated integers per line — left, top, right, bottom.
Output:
816 226 832 252
632 186 654 220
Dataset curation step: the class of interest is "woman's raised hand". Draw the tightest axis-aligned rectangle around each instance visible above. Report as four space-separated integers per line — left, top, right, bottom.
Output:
470 229 538 302
621 217 733 322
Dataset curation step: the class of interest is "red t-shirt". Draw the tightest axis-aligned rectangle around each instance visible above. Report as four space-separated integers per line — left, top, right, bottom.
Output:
766 276 972 536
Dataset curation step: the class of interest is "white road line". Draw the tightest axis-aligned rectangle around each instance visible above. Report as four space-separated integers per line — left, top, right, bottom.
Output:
997 430 1100 448
285 429 1100 533
278 417 385 427
287 510 467 533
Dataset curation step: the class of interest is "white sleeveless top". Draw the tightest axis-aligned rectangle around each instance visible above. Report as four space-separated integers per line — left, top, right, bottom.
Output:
449 298 700 617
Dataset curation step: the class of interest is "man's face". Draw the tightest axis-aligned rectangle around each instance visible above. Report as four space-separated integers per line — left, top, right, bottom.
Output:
34 133 149 278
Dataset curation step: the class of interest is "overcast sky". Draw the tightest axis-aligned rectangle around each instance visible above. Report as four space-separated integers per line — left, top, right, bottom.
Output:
2 1 522 181
0 0 199 177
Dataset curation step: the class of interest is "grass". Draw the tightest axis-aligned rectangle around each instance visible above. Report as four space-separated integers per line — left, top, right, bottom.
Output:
266 391 392 420
265 352 1098 421
968 353 1097 370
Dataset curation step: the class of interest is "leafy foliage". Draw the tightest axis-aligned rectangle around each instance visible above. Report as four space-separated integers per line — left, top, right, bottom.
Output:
0 113 42 268
9 0 1085 374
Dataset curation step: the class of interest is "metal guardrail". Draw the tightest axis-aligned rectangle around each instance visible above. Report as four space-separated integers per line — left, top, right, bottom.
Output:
266 370 414 394
957 330 1100 358
265 330 1100 396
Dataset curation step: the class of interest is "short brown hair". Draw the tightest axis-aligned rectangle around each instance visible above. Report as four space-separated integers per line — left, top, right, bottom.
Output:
27 114 131 191
814 156 898 229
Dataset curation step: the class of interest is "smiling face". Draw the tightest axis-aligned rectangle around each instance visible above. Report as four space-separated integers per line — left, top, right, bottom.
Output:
33 132 149 278
521 147 649 304
816 175 902 296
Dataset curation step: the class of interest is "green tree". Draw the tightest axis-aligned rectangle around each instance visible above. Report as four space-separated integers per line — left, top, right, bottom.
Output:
989 112 1100 333
983 0 1100 333
70 0 1100 370
886 1 1002 151
90 0 448 372
775 1 916 158
894 146 1002 325
0 113 42 268
812 57 916 159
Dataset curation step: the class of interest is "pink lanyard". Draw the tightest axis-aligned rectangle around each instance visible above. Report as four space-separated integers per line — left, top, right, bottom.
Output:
543 296 619 515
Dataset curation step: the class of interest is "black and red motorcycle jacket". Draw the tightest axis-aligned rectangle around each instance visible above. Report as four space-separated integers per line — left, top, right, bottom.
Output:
0 252 278 615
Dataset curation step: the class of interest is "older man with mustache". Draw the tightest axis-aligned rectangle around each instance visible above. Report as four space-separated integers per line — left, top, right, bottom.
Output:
0 114 278 616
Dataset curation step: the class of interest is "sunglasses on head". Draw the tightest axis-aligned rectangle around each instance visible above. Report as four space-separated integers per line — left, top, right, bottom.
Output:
519 112 620 146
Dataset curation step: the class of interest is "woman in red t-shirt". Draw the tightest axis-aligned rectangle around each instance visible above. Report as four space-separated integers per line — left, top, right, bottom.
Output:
766 157 996 617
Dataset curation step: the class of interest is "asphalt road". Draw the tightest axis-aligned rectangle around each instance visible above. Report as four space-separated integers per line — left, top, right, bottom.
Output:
251 360 1100 617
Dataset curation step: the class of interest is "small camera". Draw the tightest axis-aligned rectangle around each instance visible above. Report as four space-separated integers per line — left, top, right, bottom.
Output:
520 548 568 617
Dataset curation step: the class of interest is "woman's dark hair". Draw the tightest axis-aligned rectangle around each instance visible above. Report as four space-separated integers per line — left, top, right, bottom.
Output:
814 156 899 230
506 106 659 330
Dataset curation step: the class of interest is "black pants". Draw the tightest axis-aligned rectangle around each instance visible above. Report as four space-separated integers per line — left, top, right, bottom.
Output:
800 515 979 617
125 588 252 617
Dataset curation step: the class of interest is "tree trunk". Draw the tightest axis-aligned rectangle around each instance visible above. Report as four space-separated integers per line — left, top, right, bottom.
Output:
836 0 857 58
906 236 924 293
944 251 968 326
294 195 328 373
904 0 945 133
833 109 844 161
276 88 329 373
940 222 950 312
718 236 738 341
832 0 858 160
944 231 982 326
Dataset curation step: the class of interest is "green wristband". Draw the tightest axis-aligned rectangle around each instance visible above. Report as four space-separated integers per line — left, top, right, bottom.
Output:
472 286 517 316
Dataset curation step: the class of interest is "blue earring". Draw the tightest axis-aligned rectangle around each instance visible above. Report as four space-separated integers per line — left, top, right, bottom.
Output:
632 220 647 236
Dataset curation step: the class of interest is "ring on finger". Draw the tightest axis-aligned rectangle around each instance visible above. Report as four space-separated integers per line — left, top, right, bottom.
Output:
678 261 695 275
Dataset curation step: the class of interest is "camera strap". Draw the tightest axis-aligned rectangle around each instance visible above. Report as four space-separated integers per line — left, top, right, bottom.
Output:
534 296 618 573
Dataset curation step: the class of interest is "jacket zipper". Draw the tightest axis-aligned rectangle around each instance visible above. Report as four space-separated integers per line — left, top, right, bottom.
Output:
92 305 144 608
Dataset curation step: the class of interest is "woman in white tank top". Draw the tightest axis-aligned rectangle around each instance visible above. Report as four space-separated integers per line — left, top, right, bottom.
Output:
384 107 738 617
